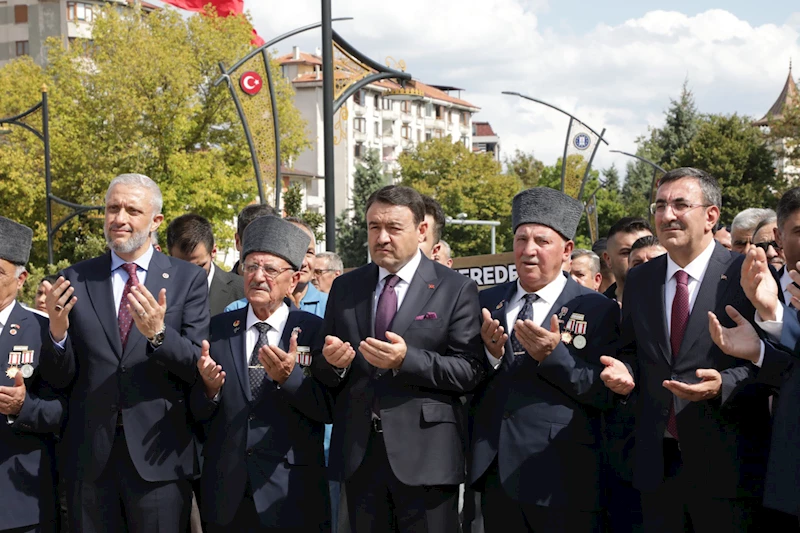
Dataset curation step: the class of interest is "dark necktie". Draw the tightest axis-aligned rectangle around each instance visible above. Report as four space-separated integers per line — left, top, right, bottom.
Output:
375 274 400 342
249 322 271 400
118 263 140 350
510 293 539 358
668 269 690 439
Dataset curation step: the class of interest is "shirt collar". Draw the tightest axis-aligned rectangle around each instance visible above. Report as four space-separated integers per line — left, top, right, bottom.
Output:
207 263 216 290
780 267 793 296
246 301 290 335
110 246 155 273
665 239 716 283
377 249 422 286
0 300 16 329
301 283 322 304
514 272 568 307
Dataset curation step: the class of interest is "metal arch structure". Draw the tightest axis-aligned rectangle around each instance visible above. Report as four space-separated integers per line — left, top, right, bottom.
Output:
0 87 102 265
213 18 353 209
609 149 667 224
502 91 609 200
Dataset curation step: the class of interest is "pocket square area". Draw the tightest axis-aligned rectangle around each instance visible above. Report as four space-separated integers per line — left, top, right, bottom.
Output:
415 312 438 320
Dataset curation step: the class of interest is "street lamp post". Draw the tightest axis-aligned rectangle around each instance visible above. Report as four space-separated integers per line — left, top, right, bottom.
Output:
446 215 501 254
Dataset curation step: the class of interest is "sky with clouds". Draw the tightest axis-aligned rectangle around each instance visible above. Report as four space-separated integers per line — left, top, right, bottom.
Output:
158 1 800 175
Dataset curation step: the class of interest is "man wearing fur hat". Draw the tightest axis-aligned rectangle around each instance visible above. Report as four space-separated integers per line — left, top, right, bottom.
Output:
191 215 332 533
0 217 65 533
468 188 620 532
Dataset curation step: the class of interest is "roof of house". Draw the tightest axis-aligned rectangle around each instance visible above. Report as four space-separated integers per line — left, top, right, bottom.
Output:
276 51 323 66
124 0 160 10
473 122 497 137
754 65 798 127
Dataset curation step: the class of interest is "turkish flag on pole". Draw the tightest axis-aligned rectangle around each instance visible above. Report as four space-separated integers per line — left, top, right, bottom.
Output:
161 0 264 45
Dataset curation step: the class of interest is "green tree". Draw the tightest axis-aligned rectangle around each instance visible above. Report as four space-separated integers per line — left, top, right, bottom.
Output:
336 149 386 267
282 182 325 241
674 113 783 221
504 149 545 188
399 137 520 257
655 79 700 167
0 5 309 267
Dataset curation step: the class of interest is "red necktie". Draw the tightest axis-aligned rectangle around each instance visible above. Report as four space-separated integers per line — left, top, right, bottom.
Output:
667 269 689 439
118 263 140 350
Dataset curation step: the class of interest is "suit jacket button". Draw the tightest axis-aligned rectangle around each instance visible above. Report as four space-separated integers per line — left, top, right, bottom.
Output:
248 414 255 422
661 409 669 417
246 448 253 456
120 365 127 373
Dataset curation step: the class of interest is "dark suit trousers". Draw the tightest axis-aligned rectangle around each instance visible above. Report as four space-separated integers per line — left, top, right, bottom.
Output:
345 430 459 533
205 493 307 533
640 439 761 533
67 426 192 533
481 463 600 533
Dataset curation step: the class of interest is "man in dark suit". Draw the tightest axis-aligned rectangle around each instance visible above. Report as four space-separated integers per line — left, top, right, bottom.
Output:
469 188 620 532
600 167 772 532
312 185 484 532
42 173 210 533
167 213 245 316
191 216 332 532
0 217 65 533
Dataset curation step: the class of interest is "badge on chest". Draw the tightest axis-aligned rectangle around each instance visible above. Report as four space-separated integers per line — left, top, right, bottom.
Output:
6 346 34 379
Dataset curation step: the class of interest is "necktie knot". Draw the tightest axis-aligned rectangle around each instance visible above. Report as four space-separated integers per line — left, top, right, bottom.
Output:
122 263 138 277
522 293 539 304
384 274 400 289
254 322 271 336
675 270 689 286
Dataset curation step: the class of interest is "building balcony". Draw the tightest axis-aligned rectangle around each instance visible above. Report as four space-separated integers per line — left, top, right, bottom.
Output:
382 108 400 121
354 105 366 117
460 124 470 135
434 119 446 130
401 113 413 123
382 135 398 147
354 130 367 142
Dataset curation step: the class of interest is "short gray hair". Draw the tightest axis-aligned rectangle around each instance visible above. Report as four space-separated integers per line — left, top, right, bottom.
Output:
732 208 774 234
436 239 452 260
657 167 722 209
105 173 163 215
752 213 778 239
14 264 26 278
571 248 600 276
317 251 343 272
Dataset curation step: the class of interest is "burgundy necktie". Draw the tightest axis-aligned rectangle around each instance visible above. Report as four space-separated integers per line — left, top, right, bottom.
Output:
118 263 140 350
667 269 690 439
375 274 400 342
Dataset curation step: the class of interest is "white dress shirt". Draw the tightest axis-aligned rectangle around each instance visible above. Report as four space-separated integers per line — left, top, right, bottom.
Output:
486 273 568 369
245 302 289 368
110 246 154 315
664 239 716 335
0 300 16 337
207 262 216 291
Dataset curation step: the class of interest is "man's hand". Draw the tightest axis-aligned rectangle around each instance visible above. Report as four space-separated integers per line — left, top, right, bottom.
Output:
259 331 299 385
600 356 635 395
663 369 722 401
741 247 779 321
788 266 800 311
322 336 356 369
0 372 26 416
127 285 167 340
481 308 507 359
197 340 225 399
708 307 761 363
513 315 561 362
46 276 77 342
361 331 407 369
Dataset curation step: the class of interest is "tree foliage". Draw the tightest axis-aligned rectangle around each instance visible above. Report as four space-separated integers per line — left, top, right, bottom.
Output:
504 149 544 188
0 5 309 267
282 182 325 242
335 149 386 268
399 137 520 258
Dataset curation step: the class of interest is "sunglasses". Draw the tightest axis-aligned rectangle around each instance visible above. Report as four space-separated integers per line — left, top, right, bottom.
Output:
754 241 780 252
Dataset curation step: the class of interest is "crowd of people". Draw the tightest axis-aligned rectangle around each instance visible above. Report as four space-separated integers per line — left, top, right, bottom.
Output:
1 167 800 533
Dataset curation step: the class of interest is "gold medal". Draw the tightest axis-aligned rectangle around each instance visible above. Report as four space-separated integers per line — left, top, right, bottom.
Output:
561 331 573 345
5 366 19 379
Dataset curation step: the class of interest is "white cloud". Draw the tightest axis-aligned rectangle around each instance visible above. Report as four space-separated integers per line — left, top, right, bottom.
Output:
245 2 800 177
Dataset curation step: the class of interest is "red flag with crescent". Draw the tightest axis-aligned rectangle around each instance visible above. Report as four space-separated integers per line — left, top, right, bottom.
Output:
161 0 264 46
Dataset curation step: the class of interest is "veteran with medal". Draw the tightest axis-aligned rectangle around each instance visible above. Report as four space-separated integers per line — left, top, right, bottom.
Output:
469 188 621 533
0 217 65 533
190 216 332 533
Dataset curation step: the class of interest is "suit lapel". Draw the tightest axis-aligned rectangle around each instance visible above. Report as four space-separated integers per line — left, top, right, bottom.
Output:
85 253 123 359
678 243 732 359
122 251 174 361
226 308 250 401
354 264 379 341
492 282 518 373
542 274 582 327
390 257 440 337
648 255 672 366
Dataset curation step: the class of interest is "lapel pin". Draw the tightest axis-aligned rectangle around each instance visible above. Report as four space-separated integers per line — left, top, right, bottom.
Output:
720 274 727 280
496 300 505 310
428 284 435 289
162 273 169 279
10 324 20 330
558 307 568 319
9 329 17 336
233 319 241 333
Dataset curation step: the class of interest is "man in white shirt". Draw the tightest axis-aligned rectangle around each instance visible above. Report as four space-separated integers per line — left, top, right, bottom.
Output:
600 167 771 533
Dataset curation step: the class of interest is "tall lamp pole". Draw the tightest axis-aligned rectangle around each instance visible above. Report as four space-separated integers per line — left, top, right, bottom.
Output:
322 0 336 251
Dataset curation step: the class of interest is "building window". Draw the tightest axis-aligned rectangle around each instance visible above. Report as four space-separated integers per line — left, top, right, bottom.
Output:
353 90 364 106
425 103 434 118
16 41 29 57
14 5 28 24
417 103 423 118
354 143 365 159
472 124 477 136
381 98 392 111
374 122 380 136
417 130 422 142
401 125 411 139
401 101 410 113
354 118 366 133
67 2 94 22
434 129 444 139
435 105 445 120
425 130 433 141
374 94 380 108
462 112 469 126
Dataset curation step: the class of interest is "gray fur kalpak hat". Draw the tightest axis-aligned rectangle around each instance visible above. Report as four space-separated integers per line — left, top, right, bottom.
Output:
512 188 584 240
241 216 310 271
0 216 33 266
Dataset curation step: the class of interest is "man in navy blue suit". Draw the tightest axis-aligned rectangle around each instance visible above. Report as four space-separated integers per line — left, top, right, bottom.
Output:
41 174 210 533
191 215 332 533
0 217 65 533
469 188 620 533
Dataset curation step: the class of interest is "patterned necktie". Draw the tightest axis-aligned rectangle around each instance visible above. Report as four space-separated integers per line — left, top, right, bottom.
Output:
510 293 539 358
118 263 140 350
248 322 271 400
667 269 690 439
375 274 401 342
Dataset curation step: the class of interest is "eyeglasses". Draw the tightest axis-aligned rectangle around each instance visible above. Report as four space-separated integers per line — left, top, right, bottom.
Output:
242 263 294 279
314 269 337 276
650 201 711 216
754 241 781 252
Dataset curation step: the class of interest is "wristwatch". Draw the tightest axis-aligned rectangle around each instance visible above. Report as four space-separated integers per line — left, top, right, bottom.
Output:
147 324 166 348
